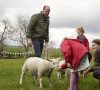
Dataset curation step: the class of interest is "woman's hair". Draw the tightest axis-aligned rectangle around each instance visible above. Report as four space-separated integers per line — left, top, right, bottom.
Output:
77 27 84 33
92 39 100 45
94 48 100 64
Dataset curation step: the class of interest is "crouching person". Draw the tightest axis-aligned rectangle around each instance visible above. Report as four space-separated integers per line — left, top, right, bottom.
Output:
84 39 100 86
55 38 92 90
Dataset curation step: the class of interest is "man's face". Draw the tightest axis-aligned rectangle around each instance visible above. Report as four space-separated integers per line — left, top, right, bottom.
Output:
42 7 50 17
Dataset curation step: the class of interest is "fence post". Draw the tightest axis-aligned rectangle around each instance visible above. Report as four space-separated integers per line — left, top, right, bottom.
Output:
2 51 4 59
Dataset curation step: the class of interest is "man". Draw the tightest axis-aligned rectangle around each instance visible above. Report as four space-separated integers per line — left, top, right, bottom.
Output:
26 5 50 57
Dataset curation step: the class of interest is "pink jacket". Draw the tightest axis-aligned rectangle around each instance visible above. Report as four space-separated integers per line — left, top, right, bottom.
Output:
77 36 89 51
60 39 91 71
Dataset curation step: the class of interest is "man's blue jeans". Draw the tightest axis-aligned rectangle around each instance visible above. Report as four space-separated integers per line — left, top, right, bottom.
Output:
32 38 44 57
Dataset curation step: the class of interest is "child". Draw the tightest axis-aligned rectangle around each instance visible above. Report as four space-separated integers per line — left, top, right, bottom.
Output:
55 38 91 90
77 27 89 51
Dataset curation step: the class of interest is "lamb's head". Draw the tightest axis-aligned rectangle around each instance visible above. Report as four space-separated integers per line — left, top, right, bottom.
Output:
46 58 60 69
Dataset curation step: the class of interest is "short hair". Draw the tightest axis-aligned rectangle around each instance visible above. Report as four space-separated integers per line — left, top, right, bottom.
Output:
92 39 100 45
77 27 84 33
43 5 50 10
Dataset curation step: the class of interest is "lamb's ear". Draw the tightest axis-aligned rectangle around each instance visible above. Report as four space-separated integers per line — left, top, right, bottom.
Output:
46 58 52 62
57 58 60 61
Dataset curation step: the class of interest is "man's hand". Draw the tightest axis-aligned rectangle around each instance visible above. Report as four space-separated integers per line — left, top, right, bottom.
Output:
45 42 48 47
67 63 72 69
28 38 32 47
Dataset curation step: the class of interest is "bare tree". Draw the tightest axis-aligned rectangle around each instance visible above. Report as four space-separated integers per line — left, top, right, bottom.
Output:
10 16 29 58
48 41 56 48
0 19 10 50
0 18 12 58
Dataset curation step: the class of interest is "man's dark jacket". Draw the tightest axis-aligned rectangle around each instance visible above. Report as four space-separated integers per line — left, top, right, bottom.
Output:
26 12 49 42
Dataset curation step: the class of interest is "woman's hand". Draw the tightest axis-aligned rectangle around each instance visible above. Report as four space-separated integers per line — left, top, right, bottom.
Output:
83 67 91 74
67 63 72 69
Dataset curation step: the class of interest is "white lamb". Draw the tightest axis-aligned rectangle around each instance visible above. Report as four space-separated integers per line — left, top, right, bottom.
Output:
57 61 69 79
20 57 60 88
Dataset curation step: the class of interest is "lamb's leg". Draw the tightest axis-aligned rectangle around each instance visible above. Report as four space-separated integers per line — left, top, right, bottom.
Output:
48 76 52 88
20 70 27 85
38 72 43 88
20 64 28 85
57 72 60 79
65 69 69 79
39 77 43 88
83 73 85 79
32 75 39 85
60 73 62 78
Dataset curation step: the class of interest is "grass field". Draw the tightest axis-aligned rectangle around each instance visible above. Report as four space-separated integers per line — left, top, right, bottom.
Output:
4 46 33 53
0 58 100 90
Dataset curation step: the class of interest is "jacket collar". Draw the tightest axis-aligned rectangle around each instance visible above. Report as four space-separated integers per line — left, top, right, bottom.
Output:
77 35 87 41
40 11 50 19
64 39 82 43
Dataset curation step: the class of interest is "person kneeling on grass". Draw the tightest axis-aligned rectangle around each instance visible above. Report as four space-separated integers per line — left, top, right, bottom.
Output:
84 39 100 86
55 37 92 90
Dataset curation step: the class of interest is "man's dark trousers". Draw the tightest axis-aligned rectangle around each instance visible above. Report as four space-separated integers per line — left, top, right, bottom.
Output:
32 38 44 57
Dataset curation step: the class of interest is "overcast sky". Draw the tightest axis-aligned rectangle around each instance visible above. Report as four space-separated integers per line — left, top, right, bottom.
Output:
0 0 100 48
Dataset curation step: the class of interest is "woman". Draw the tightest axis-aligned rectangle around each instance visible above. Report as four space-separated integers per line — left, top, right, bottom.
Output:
84 39 100 81
55 38 91 90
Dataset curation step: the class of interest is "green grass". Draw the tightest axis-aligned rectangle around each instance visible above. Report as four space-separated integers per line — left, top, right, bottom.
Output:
3 46 62 59
4 46 33 53
42 48 63 58
0 58 100 90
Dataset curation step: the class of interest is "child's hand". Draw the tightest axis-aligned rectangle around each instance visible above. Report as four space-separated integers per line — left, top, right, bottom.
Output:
67 63 72 69
54 68 61 72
